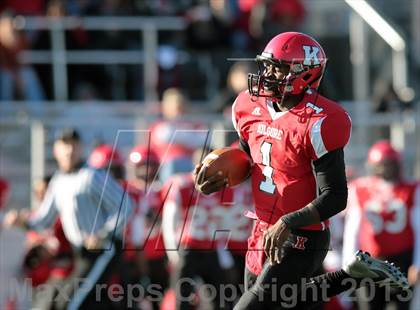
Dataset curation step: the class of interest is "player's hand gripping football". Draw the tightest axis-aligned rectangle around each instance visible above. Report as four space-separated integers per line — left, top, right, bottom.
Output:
193 164 228 195
263 219 290 265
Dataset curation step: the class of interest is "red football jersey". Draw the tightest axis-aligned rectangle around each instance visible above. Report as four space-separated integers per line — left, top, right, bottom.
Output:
24 219 74 285
0 177 10 210
124 181 166 260
225 181 255 255
232 89 351 230
120 180 141 261
149 120 208 162
343 177 419 259
161 174 254 251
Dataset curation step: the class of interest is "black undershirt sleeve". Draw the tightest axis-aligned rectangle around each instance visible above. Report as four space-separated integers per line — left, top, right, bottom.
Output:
281 148 348 229
312 148 348 220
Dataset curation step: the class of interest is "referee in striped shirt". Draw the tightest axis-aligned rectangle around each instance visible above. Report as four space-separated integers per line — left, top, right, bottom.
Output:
4 128 134 310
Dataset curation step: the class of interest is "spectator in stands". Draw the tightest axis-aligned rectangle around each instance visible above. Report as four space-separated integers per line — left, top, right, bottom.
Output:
246 0 306 46
73 81 99 101
212 61 252 114
44 0 100 100
211 62 252 145
149 88 208 181
0 11 45 102
229 0 254 51
65 0 97 16
0 0 45 16
185 0 230 50
342 140 419 309
86 0 135 49
371 80 406 140
373 80 405 113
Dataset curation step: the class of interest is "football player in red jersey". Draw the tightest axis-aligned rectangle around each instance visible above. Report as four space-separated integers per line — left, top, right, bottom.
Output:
0 176 9 212
343 140 420 309
0 176 10 233
88 143 125 181
161 147 254 310
162 171 229 310
127 145 169 310
195 32 408 308
89 143 169 309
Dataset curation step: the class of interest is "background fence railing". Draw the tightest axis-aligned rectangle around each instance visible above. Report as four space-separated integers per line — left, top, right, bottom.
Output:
15 16 223 102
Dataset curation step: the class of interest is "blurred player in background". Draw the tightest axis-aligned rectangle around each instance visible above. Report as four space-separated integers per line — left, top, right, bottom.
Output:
0 175 10 224
88 143 125 181
195 32 408 309
88 143 145 308
3 128 133 310
23 175 74 287
3 176 74 310
126 144 168 310
162 149 229 310
88 143 169 309
162 147 254 310
343 140 420 309
149 88 208 181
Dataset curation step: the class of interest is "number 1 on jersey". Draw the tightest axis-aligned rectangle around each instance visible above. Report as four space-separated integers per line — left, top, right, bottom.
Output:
259 141 275 194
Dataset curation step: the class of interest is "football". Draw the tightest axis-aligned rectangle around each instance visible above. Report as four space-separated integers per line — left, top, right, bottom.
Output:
201 147 252 186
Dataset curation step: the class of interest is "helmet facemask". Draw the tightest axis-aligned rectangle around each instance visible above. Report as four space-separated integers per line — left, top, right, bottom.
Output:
248 54 326 101
248 56 292 101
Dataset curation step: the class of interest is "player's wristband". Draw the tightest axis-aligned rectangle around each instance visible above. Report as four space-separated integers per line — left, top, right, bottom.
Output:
280 204 320 229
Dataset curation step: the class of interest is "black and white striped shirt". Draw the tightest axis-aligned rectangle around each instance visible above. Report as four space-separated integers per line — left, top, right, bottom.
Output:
28 165 133 248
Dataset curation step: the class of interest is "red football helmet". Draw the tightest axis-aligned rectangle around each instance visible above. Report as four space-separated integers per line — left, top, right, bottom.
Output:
248 32 327 99
367 140 401 165
129 145 159 166
88 144 123 169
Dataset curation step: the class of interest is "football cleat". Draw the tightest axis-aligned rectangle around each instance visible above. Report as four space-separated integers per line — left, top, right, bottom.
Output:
344 251 409 290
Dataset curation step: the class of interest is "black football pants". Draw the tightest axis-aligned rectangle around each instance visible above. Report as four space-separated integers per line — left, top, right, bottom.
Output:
234 229 331 310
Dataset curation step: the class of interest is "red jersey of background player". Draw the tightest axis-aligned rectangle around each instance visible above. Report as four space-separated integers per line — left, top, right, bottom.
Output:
149 120 207 162
232 89 351 230
24 219 73 286
124 181 166 260
0 177 10 211
162 173 254 251
343 176 420 260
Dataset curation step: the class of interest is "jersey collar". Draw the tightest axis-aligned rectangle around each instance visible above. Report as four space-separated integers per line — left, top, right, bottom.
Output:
266 99 289 121
266 89 313 121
